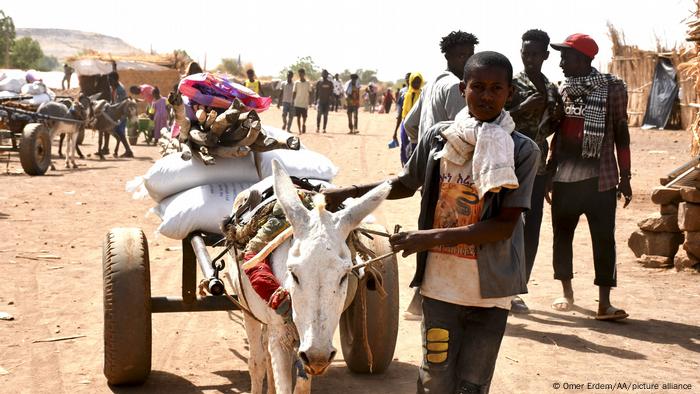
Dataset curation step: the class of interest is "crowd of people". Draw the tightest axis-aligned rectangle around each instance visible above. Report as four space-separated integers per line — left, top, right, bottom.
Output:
263 66 411 135
321 29 632 393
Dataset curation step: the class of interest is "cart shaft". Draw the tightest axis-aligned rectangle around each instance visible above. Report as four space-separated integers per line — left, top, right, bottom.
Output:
189 234 225 296
151 296 239 313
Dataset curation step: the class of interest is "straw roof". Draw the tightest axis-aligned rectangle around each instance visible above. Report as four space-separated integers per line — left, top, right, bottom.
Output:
66 49 191 72
608 23 697 130
678 1 700 154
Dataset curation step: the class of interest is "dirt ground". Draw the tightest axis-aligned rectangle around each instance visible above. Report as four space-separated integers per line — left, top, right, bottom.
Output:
1 106 699 394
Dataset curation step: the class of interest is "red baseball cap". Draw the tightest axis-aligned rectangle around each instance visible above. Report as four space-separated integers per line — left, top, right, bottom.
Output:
550 34 599 59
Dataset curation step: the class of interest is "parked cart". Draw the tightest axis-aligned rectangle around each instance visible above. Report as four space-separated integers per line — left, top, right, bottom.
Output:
0 97 84 175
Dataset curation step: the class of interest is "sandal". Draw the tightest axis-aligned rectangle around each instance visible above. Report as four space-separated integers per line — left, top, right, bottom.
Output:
551 296 574 312
596 306 628 321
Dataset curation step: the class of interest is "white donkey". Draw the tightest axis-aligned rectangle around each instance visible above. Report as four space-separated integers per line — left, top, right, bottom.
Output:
228 160 391 394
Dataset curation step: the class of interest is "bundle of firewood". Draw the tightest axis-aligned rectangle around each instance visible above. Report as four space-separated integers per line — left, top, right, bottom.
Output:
168 92 300 165
687 17 700 43
678 2 700 155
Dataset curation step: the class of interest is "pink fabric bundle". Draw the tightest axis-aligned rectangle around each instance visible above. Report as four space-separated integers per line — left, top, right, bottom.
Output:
179 72 271 112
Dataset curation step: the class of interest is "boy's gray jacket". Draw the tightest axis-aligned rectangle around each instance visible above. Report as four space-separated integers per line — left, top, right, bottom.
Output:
398 121 540 298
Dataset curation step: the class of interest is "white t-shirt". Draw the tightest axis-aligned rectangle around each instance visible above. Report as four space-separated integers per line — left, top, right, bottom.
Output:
293 80 311 108
420 159 513 310
332 79 344 96
404 71 465 143
280 80 294 104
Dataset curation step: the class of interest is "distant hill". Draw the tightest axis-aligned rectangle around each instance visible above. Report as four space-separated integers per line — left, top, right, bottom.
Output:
15 28 144 61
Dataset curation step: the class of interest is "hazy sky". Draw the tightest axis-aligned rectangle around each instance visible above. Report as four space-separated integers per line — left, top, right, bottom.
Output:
2 0 695 84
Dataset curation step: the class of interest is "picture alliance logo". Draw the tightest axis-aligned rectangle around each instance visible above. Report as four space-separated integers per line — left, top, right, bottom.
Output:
564 102 586 117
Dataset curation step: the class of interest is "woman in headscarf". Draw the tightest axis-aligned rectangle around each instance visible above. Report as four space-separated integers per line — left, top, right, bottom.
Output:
399 72 423 165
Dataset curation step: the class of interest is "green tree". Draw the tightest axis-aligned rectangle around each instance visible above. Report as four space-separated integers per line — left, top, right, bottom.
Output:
336 68 378 84
339 69 352 81
10 37 43 69
279 56 320 80
37 55 59 71
217 57 243 76
358 69 378 84
0 10 15 67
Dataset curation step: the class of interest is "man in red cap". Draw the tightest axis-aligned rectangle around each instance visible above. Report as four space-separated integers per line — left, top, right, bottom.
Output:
547 33 632 321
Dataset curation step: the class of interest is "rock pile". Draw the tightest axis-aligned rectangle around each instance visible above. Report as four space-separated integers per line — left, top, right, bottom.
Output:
629 186 700 271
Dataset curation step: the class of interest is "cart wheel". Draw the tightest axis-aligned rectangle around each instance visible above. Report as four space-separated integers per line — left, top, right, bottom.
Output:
339 224 399 374
103 228 152 385
19 123 51 176
76 126 85 145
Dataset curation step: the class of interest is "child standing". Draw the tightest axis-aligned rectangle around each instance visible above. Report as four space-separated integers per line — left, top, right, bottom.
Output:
151 87 168 143
245 69 262 95
399 72 423 165
324 51 539 393
292 68 311 134
345 74 361 134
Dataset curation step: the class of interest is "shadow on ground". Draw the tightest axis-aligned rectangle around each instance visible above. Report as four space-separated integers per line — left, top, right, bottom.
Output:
506 308 700 359
108 360 418 394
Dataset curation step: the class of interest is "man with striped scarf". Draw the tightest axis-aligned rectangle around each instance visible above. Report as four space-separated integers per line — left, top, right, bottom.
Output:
547 34 632 321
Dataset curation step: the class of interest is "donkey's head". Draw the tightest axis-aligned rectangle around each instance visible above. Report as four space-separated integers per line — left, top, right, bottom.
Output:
123 98 138 123
272 160 390 375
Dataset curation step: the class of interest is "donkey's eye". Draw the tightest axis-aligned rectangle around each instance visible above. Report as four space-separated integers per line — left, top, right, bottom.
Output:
291 272 300 285
339 274 348 286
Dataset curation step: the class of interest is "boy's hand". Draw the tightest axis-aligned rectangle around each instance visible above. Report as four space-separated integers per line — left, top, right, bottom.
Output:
544 174 553 205
518 93 545 112
322 187 355 212
390 230 434 257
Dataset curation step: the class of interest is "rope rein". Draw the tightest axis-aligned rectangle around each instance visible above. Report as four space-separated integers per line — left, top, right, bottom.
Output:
348 224 400 373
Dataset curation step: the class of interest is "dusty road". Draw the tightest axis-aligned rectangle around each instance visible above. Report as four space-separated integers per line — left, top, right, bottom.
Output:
1 107 699 394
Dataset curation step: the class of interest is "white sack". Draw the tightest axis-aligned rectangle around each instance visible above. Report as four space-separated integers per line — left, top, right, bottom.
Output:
153 182 255 240
20 81 46 95
143 154 260 202
0 77 24 93
140 144 337 202
257 149 337 181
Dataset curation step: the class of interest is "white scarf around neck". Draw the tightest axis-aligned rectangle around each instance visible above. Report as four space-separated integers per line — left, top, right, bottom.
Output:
436 108 519 198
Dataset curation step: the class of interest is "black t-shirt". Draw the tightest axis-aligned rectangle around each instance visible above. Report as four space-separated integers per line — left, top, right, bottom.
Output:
316 79 334 104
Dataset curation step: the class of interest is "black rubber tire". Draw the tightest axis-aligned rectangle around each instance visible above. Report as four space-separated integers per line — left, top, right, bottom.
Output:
103 228 152 385
19 123 51 176
340 224 400 374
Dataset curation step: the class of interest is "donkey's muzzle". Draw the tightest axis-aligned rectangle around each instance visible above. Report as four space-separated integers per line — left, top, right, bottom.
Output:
298 348 336 375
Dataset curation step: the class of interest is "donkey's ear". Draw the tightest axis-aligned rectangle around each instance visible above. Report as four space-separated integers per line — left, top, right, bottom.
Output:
272 160 310 233
335 181 391 236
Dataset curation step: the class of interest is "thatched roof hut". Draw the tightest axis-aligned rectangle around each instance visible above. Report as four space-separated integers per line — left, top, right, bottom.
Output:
607 24 697 130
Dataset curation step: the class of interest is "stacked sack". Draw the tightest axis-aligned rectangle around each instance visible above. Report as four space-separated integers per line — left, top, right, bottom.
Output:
0 70 56 103
127 128 338 239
